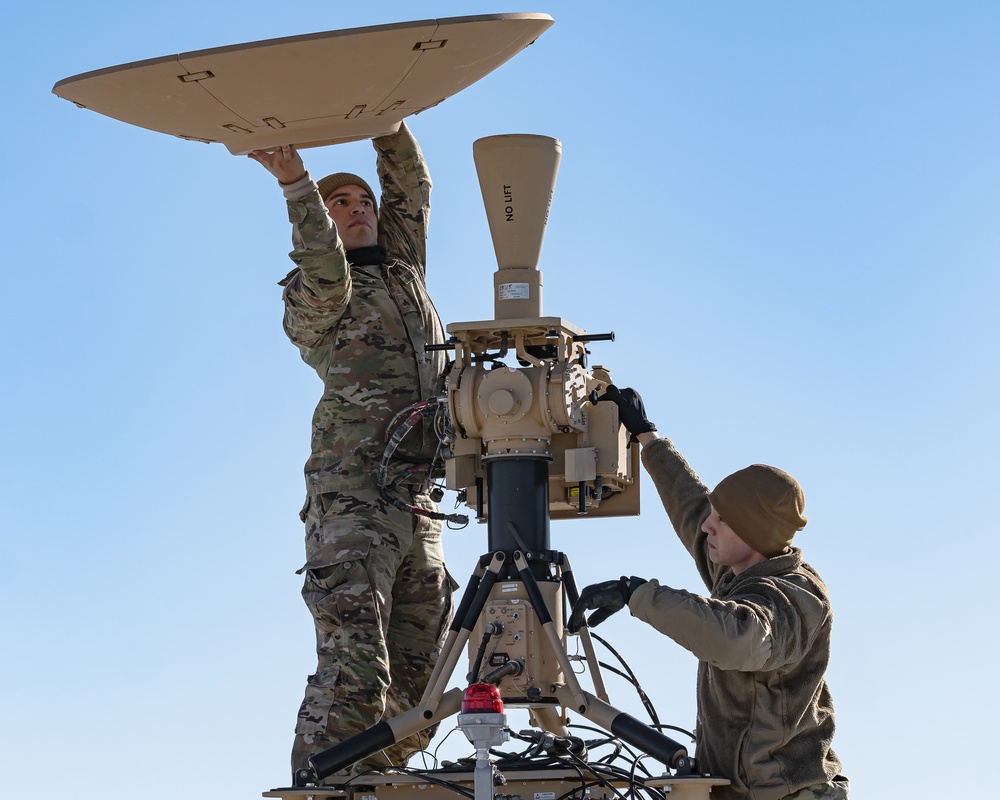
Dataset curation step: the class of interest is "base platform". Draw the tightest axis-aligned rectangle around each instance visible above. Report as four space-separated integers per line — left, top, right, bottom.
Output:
264 765 730 800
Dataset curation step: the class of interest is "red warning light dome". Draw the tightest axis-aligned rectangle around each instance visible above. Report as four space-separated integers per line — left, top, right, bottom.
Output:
462 683 504 714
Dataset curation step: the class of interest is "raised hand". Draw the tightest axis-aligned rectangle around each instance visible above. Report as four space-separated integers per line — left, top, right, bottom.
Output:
248 144 307 185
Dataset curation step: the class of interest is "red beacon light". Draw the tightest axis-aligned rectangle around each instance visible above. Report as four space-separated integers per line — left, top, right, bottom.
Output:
462 682 504 714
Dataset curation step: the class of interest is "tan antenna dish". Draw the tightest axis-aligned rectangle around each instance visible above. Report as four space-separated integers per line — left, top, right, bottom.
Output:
52 13 554 154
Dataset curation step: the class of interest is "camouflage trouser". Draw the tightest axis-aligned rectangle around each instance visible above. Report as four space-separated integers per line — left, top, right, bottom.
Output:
780 776 850 799
291 487 454 781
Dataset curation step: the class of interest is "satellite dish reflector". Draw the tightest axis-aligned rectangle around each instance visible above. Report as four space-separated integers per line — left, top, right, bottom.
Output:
52 13 554 154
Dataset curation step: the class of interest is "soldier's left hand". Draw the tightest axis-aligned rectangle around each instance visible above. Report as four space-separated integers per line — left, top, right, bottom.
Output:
569 576 648 632
597 385 657 444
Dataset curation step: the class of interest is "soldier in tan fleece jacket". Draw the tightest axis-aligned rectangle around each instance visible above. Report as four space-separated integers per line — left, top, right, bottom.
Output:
570 386 849 800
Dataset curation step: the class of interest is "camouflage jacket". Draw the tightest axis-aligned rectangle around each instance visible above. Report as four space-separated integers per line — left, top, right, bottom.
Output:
278 123 447 495
629 438 843 800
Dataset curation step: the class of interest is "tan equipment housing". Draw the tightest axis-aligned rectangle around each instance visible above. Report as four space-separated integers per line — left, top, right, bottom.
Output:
445 134 639 521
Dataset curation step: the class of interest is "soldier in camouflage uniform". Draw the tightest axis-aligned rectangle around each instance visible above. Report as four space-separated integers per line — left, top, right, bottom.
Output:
249 122 454 780
571 387 849 800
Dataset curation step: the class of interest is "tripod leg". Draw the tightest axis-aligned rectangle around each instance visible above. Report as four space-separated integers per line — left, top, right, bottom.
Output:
419 557 485 710
420 551 506 716
559 555 610 703
556 687 692 772
307 688 465 781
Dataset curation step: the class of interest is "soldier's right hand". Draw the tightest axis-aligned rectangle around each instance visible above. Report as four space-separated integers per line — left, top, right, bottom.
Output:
568 576 648 632
247 144 307 185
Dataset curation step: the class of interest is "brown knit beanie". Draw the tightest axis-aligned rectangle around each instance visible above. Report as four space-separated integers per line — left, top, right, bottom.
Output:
316 172 378 213
708 465 807 557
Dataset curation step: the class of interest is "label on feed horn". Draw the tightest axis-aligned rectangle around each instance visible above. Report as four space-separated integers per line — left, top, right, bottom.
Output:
499 282 530 300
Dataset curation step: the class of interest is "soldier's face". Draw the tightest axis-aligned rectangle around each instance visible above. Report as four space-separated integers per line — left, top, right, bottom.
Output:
324 185 378 249
702 506 763 574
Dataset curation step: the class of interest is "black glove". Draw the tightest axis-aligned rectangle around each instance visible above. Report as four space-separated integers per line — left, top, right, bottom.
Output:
598 385 656 441
568 576 648 633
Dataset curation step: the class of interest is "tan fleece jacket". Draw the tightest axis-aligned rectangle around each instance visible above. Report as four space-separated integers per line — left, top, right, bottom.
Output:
628 437 844 800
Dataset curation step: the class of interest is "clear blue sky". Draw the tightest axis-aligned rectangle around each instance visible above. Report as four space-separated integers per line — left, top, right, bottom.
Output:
2 2 998 798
